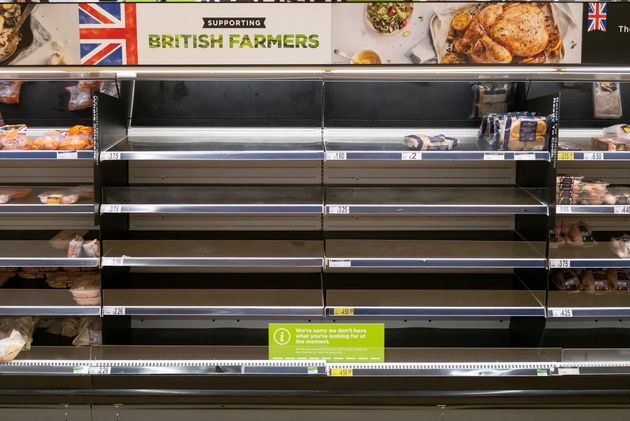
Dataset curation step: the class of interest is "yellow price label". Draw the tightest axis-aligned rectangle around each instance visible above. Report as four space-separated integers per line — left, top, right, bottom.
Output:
558 152 574 161
333 307 355 316
330 368 353 377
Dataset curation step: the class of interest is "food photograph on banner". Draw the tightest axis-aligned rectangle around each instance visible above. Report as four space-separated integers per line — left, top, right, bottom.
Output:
331 2 583 65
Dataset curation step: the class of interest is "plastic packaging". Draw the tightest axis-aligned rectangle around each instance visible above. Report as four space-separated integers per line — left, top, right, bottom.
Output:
500 114 550 151
472 83 513 118
0 81 23 104
67 236 100 258
581 270 610 292
0 317 37 362
603 124 630 141
578 180 609 205
0 124 27 150
70 275 101 306
403 134 459 151
66 83 93 111
607 269 630 291
73 317 102 346
593 82 623 119
38 190 80 205
553 270 580 291
604 187 630 205
610 235 630 258
554 220 594 246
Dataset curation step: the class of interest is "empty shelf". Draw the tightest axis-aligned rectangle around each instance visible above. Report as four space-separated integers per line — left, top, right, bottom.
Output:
326 187 547 215
548 291 630 317
325 240 546 270
101 127 323 161
0 241 99 268
550 243 630 269
326 289 545 317
102 240 324 271
0 346 92 375
102 186 322 214
103 289 323 316
0 289 100 316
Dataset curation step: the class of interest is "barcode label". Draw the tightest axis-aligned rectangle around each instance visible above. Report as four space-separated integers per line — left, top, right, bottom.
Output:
401 152 422 160
325 152 347 161
550 259 571 269
329 206 350 214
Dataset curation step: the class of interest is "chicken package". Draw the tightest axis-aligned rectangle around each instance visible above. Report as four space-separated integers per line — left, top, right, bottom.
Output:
607 269 630 291
603 124 630 141
581 270 610 292
73 317 102 347
70 276 101 306
578 180 608 205
500 114 550 151
67 236 100 258
554 220 594 246
604 188 630 205
593 82 623 119
31 130 64 150
0 124 27 150
553 270 580 291
66 83 93 111
403 134 459 151
0 317 37 359
49 230 88 250
610 235 630 258
591 136 629 152
38 190 80 205
0 81 23 104
0 330 25 363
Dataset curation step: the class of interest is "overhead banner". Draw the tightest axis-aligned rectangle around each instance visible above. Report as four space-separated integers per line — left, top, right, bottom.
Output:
2 2 630 66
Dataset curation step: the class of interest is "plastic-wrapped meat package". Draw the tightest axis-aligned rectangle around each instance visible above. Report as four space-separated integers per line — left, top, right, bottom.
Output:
403 134 459 151
99 80 120 98
0 316 38 362
65 83 93 111
578 180 608 205
0 124 27 150
70 274 101 306
607 269 630 291
31 130 64 150
604 187 630 205
593 82 623 119
610 235 630 258
0 330 25 363
73 317 102 346
581 270 611 292
67 236 84 258
46 317 80 338
0 187 31 204
38 190 80 205
553 270 580 291
0 81 23 104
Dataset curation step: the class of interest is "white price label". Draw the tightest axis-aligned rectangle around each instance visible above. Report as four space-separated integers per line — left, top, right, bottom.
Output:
328 259 352 268
550 259 571 269
102 257 125 266
484 153 505 161
514 153 536 161
102 152 121 161
104 306 126 316
328 205 350 214
101 205 122 213
401 152 422 160
325 152 347 161
57 151 78 160
584 152 604 160
614 205 630 214
551 308 574 318
556 205 572 213
558 367 580 375
89 366 112 375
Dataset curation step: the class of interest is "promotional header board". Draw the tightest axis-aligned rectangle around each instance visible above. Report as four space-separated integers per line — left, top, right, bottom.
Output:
2 2 629 66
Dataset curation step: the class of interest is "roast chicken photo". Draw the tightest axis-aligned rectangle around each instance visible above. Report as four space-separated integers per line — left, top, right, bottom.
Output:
435 3 564 64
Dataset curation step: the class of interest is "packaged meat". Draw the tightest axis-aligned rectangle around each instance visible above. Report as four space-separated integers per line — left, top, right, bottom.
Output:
553 270 580 291
610 235 630 258
403 134 459 151
593 82 623 119
46 317 80 338
0 81 23 104
592 136 629 151
0 330 25 363
38 190 80 205
81 240 100 258
49 230 88 250
607 269 630 291
604 187 630 205
578 180 608 205
67 235 84 258
554 220 595 246
581 270 610 292
0 187 31 204
73 317 102 346
31 131 64 150
66 83 93 111
0 124 27 150
99 80 120 98
0 317 37 362
70 276 100 306
603 124 630 141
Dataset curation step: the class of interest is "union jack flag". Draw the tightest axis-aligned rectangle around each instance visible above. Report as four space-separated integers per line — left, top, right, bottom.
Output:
79 4 137 65
587 2 607 32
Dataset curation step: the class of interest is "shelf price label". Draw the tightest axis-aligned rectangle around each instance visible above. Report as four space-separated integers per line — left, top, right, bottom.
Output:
556 205 572 213
333 307 355 316
550 308 574 318
103 306 126 316
584 152 604 160
514 153 536 161
57 151 78 160
550 259 571 269
328 259 352 268
102 257 125 266
558 152 575 161
101 152 121 161
401 152 422 160
328 205 350 215
483 153 505 161
89 366 112 375
101 205 122 213
325 152 347 161
614 205 630 214
330 368 353 377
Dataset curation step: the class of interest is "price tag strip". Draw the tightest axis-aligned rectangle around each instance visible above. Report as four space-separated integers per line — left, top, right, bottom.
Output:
549 259 571 269
327 362 555 377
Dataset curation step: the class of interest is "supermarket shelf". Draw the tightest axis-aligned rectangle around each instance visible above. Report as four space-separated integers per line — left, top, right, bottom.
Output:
326 289 545 317
102 240 324 270
102 289 323 316
0 347 91 376
558 129 630 161
0 150 93 160
101 127 323 161
323 128 549 161
0 186 94 214
102 186 323 214
0 289 100 316
0 241 99 268
548 291 630 318
325 187 547 215
325 240 546 270
549 243 630 269
556 205 630 215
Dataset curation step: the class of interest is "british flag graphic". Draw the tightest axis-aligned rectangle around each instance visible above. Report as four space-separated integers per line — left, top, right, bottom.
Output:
79 4 137 65
587 2 607 32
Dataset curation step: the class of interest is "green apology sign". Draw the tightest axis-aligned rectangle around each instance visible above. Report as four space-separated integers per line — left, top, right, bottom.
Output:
268 323 384 362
